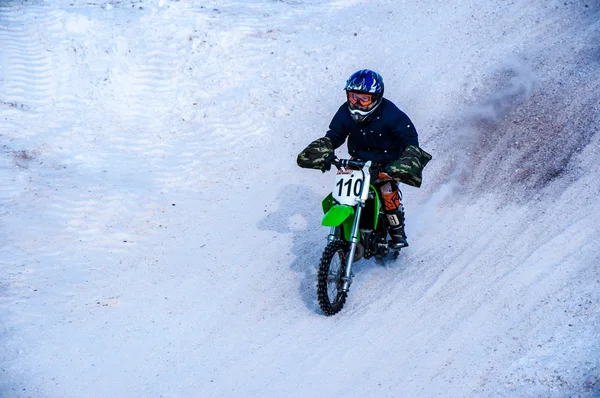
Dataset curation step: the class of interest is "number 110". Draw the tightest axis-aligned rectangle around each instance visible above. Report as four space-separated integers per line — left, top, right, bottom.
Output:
336 178 363 197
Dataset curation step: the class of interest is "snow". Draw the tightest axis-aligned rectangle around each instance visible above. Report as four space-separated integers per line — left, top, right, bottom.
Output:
1 0 599 397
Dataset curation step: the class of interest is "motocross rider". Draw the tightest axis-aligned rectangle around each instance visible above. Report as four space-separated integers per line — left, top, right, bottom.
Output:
297 69 432 249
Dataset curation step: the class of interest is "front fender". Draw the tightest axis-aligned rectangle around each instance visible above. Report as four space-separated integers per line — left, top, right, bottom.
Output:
322 205 354 227
322 204 356 242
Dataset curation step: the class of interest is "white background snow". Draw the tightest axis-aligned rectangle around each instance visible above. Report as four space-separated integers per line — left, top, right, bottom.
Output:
1 0 599 397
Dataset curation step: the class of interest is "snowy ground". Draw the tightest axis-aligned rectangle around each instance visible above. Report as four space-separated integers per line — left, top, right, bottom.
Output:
1 0 599 397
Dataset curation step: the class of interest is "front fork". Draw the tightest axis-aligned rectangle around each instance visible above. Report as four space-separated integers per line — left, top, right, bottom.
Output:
338 204 363 292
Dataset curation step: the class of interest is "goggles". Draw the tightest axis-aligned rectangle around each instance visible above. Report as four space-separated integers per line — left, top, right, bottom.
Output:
347 91 374 108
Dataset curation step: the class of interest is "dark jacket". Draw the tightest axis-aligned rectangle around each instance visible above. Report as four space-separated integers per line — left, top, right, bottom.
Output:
325 98 419 164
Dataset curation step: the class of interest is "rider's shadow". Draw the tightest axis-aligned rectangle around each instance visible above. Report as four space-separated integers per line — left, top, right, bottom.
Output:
257 184 325 312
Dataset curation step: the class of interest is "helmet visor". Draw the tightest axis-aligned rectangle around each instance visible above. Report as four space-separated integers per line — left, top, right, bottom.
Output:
347 91 374 110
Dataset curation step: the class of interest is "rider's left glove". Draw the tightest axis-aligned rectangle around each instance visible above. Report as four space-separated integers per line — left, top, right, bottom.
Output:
384 145 433 188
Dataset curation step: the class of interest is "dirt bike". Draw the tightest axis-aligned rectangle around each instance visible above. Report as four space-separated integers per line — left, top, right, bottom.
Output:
317 158 401 316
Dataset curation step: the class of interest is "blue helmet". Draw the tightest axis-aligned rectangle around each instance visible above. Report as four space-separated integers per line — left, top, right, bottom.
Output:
344 69 384 123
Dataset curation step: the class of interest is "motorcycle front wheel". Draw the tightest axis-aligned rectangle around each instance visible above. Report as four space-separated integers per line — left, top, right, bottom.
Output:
317 240 349 316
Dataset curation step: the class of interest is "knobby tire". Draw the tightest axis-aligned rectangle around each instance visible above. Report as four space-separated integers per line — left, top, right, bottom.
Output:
317 240 349 316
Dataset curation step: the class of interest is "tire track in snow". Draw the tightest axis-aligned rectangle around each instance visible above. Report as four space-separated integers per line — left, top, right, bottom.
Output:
0 5 61 264
0 4 57 137
0 5 56 102
0 5 166 270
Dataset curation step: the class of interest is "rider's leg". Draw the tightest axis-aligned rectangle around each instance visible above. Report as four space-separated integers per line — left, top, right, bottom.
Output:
375 174 408 249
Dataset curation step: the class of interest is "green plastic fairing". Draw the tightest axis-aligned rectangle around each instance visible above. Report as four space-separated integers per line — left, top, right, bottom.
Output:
321 193 337 214
370 185 381 230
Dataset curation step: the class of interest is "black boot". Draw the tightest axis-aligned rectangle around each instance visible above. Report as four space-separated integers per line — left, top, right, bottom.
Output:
385 210 408 249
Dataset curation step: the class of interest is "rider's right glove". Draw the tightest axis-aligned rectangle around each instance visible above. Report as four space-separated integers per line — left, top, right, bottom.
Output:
320 152 335 173
297 137 334 172
384 145 433 187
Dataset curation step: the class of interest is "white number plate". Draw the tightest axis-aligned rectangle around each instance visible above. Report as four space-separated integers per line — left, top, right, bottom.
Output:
332 170 364 206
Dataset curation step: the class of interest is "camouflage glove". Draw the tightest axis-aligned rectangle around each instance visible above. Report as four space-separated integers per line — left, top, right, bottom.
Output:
296 137 334 172
384 145 433 187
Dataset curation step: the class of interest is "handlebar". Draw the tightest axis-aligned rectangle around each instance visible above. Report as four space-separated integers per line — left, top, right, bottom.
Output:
331 158 369 169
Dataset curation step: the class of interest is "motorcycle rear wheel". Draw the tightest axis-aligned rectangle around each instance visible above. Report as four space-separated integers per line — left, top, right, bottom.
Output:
317 240 349 316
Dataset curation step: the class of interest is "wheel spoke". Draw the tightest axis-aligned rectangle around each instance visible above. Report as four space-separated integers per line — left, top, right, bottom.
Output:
327 251 344 302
